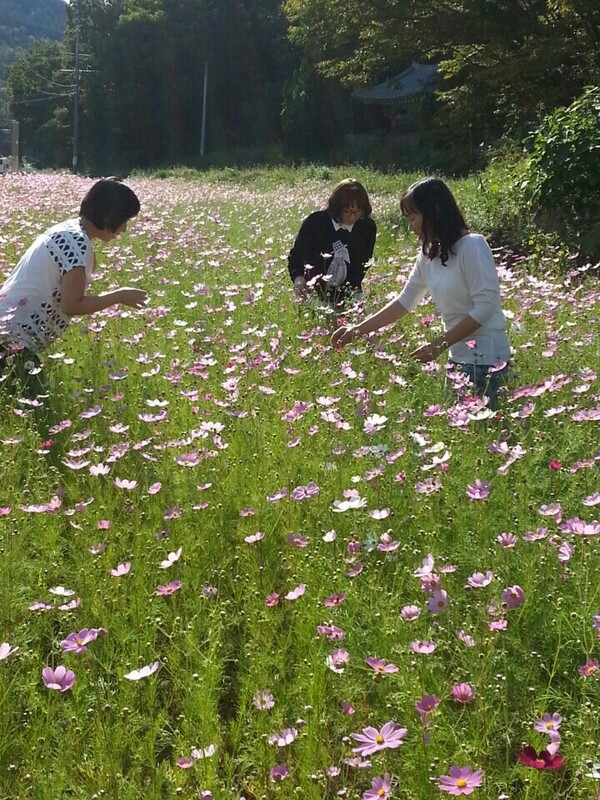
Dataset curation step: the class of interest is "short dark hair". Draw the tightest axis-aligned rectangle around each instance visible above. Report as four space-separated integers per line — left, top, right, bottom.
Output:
327 179 372 220
400 177 468 264
80 177 141 233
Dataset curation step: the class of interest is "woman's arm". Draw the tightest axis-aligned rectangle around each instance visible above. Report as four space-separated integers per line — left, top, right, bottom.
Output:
331 298 409 346
60 267 147 316
411 315 481 362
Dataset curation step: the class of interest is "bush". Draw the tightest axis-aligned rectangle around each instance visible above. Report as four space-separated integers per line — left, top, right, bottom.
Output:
523 87 600 244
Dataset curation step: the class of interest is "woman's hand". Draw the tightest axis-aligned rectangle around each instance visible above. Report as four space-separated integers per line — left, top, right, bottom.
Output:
331 325 357 347
410 341 443 363
293 276 308 298
118 288 148 309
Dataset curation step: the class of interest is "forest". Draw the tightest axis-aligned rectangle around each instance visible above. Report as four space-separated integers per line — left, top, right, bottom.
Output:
2 0 599 175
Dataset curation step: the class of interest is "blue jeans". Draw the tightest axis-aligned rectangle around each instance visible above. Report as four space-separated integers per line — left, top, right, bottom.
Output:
448 361 510 406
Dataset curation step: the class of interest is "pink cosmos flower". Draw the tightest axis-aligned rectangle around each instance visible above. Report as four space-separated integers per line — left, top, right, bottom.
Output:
287 533 309 547
465 479 490 500
377 531 400 552
534 712 562 733
415 694 440 720
124 661 160 681
466 571 493 588
42 665 76 692
244 531 264 544
0 642 19 660
269 764 289 781
558 542 574 563
316 623 344 640
426 590 449 614
291 481 320 500
110 562 131 577
60 627 107 654
438 765 484 795
268 727 298 747
410 640 437 654
252 690 275 710
502 585 525 608
114 478 137 490
578 658 598 676
351 721 408 756
365 657 398 676
326 649 350 673
363 773 393 800
496 532 518 548
560 517 600 536
451 683 475 703
265 593 280 606
323 593 346 607
452 630 474 649
155 581 182 596
400 605 422 621
285 583 306 600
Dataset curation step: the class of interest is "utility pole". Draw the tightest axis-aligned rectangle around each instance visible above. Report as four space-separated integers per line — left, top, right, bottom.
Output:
72 29 80 173
11 119 19 171
200 60 208 157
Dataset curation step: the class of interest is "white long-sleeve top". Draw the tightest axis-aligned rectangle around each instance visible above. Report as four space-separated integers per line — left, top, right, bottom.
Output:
397 233 511 365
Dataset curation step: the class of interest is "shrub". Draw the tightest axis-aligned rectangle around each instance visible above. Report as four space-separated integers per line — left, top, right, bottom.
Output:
523 87 600 236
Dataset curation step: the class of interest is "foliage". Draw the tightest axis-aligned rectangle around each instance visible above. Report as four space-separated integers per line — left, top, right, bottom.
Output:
0 0 65 80
5 40 73 167
522 87 600 242
284 0 600 158
0 171 598 799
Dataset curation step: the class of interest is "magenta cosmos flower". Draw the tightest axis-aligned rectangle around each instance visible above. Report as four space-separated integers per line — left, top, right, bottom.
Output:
517 746 565 770
438 765 484 795
451 683 475 703
42 665 76 692
534 712 562 733
351 721 407 756
502 585 524 608
60 627 107 654
365 657 398 675
465 479 490 500
155 580 182 596
363 773 393 800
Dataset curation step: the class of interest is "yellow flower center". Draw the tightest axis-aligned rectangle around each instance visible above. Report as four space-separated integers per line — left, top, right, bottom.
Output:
376 735 384 744
378 791 386 797
456 779 467 787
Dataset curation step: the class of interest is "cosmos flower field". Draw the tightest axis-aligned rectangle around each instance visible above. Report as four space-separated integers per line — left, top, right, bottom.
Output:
0 171 598 800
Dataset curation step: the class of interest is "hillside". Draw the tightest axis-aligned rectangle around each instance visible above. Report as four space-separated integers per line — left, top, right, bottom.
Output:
0 0 66 81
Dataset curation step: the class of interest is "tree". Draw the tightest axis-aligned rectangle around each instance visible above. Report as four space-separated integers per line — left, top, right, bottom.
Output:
284 0 600 150
5 40 72 166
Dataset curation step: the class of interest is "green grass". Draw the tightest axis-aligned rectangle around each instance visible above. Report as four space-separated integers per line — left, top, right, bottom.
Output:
0 169 598 799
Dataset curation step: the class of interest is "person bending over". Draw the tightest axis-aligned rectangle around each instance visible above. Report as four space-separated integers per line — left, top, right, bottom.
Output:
332 177 511 401
288 178 376 308
0 177 147 389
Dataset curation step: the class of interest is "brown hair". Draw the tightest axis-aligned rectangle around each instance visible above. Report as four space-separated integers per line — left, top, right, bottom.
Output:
327 179 372 221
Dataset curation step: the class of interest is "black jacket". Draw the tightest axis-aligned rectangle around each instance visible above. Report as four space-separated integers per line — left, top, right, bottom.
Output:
287 210 377 290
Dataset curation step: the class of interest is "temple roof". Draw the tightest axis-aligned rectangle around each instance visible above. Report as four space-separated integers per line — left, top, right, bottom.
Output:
353 62 438 105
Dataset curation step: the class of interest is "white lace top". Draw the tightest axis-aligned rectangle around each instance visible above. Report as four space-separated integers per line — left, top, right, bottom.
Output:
0 218 93 352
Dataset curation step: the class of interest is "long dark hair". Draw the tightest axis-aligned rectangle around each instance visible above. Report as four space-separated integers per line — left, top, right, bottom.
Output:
80 177 140 232
400 177 468 264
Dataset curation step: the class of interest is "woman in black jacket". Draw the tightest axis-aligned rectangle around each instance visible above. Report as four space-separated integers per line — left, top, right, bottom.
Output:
288 179 376 307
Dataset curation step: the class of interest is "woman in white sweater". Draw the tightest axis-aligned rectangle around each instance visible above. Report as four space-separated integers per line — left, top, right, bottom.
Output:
331 177 511 400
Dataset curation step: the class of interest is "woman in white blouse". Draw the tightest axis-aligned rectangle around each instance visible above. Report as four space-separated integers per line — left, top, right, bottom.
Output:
332 177 511 401
0 177 147 392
